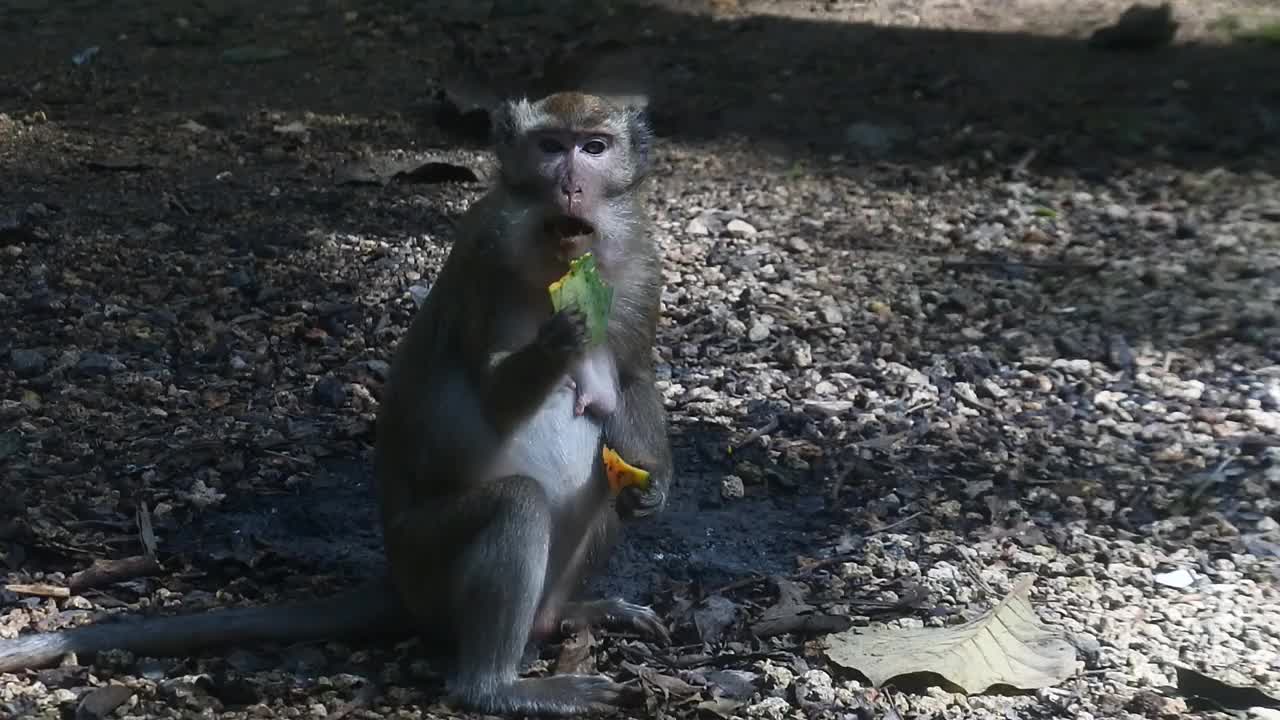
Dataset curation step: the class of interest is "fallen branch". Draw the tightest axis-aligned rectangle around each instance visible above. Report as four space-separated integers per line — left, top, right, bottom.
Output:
69 554 162 594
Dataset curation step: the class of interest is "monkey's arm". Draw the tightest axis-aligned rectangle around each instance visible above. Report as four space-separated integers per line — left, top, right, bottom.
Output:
602 372 672 518
481 309 587 437
0 582 401 673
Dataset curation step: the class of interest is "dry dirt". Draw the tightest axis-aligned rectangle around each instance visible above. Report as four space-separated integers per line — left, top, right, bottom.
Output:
2 1 1279 719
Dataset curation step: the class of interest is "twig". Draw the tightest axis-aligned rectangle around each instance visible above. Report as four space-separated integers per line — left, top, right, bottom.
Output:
940 259 1104 273
1010 147 1038 175
830 430 913 499
708 574 767 597
729 416 779 453
663 650 798 670
5 583 70 599
941 541 995 599
869 511 924 536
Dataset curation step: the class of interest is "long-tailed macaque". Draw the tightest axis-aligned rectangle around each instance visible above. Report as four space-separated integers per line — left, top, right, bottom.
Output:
0 90 674 716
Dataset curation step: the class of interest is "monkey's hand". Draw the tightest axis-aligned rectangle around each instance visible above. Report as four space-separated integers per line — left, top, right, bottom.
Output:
536 307 590 360
616 482 667 519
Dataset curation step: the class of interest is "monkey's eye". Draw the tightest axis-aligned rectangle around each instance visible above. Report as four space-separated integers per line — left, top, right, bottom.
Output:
538 138 566 154
581 139 609 155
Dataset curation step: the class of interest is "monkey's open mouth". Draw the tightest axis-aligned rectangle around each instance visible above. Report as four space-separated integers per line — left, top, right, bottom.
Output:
544 216 596 240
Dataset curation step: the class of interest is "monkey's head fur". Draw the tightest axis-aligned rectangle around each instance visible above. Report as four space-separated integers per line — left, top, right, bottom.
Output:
490 92 653 272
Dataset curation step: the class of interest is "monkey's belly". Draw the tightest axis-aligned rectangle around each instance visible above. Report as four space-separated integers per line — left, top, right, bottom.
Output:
489 383 603 511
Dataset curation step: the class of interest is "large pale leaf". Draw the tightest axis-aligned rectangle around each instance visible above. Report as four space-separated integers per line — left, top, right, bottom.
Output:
822 576 1076 693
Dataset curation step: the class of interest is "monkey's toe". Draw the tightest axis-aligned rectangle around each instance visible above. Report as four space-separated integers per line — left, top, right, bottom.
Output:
613 601 670 645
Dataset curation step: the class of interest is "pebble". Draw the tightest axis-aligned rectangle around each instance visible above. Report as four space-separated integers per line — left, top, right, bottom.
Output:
10 348 47 377
685 216 710 236
794 670 836 705
745 696 790 719
311 376 347 408
408 283 431 306
1103 203 1131 221
75 352 125 376
805 400 852 417
721 475 745 500
817 297 844 324
726 218 758 237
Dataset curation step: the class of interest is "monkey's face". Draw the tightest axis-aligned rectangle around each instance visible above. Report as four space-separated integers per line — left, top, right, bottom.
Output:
525 128 628 232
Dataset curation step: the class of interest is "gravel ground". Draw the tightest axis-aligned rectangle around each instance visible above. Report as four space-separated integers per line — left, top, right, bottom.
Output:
2 1 1279 719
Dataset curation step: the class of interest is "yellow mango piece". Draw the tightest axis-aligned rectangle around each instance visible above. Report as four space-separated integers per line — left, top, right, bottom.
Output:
602 445 650 496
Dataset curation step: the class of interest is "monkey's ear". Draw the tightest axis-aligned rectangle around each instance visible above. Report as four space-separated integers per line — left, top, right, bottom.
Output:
490 98 537 148
625 104 654 178
489 100 518 147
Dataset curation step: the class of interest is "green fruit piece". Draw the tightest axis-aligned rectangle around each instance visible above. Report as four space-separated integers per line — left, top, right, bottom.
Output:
548 253 613 346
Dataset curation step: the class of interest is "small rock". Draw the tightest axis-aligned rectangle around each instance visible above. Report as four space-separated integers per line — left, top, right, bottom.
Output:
721 475 745 500
794 670 836 705
685 217 710 236
11 348 48 377
1258 516 1280 533
1245 409 1280 434
76 684 133 719
75 352 125 376
746 696 790 719
785 236 810 252
789 341 813 368
704 670 759 700
1106 334 1135 371
804 400 852 417
748 319 771 342
817 297 843 324
1153 568 1195 589
758 660 795 693
362 359 391 381
726 219 758 238
1103 203 1131 221
311 376 348 408
408 283 431 306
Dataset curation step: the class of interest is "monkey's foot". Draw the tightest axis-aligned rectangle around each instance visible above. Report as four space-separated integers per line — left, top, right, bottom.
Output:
559 599 670 645
454 674 626 715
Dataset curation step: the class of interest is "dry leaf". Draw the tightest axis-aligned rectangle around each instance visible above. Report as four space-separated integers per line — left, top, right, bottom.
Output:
621 661 702 699
554 626 596 675
822 575 1076 693
751 578 852 638
692 595 738 645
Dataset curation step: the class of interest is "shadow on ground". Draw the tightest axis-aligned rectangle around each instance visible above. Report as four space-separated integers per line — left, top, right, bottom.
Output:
167 422 836 605
0 1 1277 178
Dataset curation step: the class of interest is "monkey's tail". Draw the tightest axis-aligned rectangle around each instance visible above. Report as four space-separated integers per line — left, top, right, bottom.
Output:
0 581 402 673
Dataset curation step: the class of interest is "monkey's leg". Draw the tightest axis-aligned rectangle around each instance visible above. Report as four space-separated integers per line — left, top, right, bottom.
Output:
446 475 624 715
530 508 668 646
602 376 674 518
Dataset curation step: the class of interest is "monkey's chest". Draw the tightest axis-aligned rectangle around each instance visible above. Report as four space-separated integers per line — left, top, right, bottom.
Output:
490 383 603 512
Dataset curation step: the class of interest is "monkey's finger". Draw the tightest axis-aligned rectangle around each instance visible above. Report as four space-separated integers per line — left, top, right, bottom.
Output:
617 485 667 518
630 614 671 646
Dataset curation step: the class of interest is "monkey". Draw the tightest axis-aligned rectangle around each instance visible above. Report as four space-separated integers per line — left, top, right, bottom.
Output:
374 89 673 714
0 90 675 716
